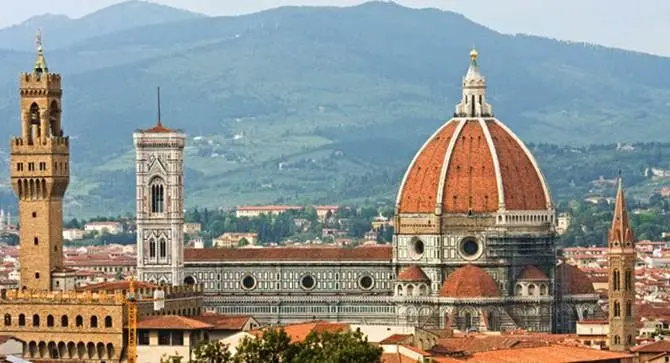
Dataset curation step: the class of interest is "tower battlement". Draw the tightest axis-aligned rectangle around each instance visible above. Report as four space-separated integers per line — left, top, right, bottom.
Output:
20 72 62 90
11 136 69 153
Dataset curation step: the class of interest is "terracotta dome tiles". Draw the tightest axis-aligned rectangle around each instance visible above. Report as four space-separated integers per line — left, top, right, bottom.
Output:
442 120 498 213
397 118 549 215
486 120 547 211
397 265 430 282
439 264 500 298
398 120 456 213
556 263 596 295
517 265 549 281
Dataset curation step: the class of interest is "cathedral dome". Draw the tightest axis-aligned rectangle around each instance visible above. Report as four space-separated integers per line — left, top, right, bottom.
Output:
398 265 430 282
395 51 551 215
439 265 500 298
556 263 595 295
517 265 549 281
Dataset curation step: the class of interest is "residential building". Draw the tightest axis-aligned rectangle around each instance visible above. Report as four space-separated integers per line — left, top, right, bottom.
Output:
213 233 257 248
84 221 123 235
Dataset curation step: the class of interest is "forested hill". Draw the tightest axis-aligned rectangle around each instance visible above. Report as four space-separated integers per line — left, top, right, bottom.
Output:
1 1 670 216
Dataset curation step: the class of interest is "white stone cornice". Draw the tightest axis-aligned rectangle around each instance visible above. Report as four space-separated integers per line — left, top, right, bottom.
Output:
491 119 553 209
479 118 505 210
395 119 457 209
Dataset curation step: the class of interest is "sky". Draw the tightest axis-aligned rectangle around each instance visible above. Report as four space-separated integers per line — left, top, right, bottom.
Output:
1 0 668 56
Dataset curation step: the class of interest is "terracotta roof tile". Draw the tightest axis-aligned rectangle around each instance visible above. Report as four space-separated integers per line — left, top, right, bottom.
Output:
398 266 430 282
439 265 499 298
442 120 498 213
397 118 550 215
137 315 213 330
380 334 413 344
556 263 596 295
185 246 392 262
250 321 349 343
517 265 549 281
487 120 547 210
630 339 670 353
439 344 633 362
191 314 254 330
144 121 173 133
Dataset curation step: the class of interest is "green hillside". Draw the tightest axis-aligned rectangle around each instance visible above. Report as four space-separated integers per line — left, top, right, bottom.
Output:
1 2 670 217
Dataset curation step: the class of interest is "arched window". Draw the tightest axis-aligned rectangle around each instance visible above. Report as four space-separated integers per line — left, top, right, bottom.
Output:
75 315 83 327
613 269 620 291
614 335 621 345
18 314 25 326
149 239 156 259
539 284 548 296
29 103 41 140
624 269 632 291
61 315 68 327
49 100 60 136
528 284 536 296
516 284 523 296
159 238 167 259
150 178 165 214
32 314 40 327
47 315 54 327
626 335 632 345
3 314 10 326
614 301 621 317
90 316 98 328
105 316 113 328
625 301 632 317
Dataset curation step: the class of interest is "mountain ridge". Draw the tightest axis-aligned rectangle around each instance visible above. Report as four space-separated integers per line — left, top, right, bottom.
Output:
0 2 669 216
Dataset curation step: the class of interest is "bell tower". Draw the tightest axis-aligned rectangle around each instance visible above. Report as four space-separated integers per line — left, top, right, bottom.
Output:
134 88 185 285
607 176 636 351
10 30 71 291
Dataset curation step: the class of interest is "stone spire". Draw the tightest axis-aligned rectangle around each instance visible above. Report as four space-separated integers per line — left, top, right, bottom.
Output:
609 177 633 248
607 175 636 352
455 49 492 117
34 29 48 74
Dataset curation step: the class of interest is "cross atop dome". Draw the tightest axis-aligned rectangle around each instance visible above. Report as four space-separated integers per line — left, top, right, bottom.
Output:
455 48 492 117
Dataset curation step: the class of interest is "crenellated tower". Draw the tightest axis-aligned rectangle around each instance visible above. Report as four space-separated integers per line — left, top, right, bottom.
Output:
10 31 72 291
607 177 636 351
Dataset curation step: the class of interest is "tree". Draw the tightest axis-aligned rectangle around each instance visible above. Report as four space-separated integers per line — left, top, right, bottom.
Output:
238 237 250 247
193 340 234 363
235 328 299 363
294 330 383 363
160 352 184 363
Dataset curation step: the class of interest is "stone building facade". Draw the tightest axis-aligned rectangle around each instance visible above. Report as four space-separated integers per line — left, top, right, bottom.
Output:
607 179 637 351
0 35 203 362
181 50 601 333
134 107 186 286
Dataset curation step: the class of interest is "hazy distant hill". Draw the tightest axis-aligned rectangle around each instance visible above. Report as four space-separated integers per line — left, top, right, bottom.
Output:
0 1 205 51
0 1 670 217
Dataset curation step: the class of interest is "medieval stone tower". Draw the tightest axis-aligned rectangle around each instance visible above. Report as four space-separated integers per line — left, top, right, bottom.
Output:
134 91 185 285
608 177 636 351
10 32 73 291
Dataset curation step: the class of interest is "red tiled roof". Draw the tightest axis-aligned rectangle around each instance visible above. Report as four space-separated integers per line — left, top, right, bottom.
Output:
138 315 212 330
398 265 430 282
184 246 392 262
380 334 413 344
517 265 549 281
251 321 349 343
144 121 173 133
432 344 633 363
439 265 500 298
397 119 549 214
191 314 253 330
556 263 595 295
630 339 670 353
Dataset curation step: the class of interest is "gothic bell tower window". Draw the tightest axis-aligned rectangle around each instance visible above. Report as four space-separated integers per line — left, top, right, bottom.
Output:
150 178 165 214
